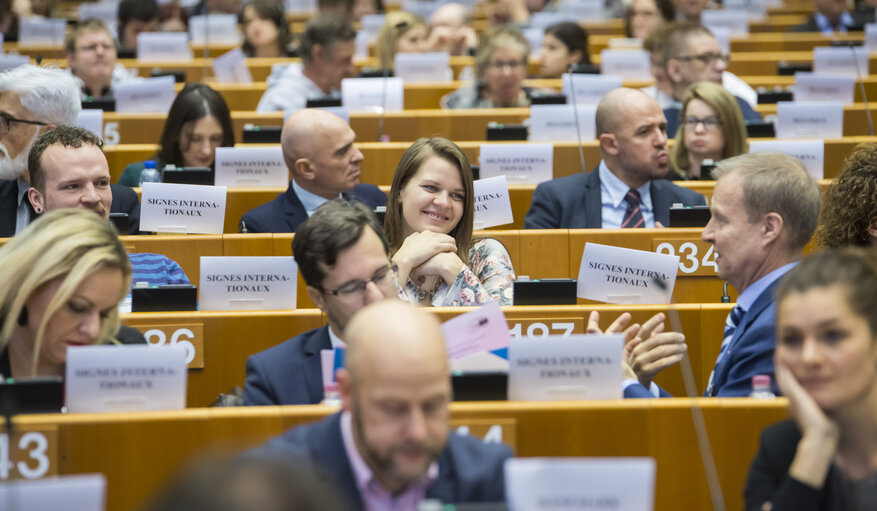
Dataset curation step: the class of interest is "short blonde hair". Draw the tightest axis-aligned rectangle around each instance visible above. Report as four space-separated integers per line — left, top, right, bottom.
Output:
375 11 427 70
0 209 132 375
475 26 530 81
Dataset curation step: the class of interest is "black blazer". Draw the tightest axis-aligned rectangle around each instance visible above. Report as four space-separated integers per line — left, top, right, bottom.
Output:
787 13 869 33
243 326 330 406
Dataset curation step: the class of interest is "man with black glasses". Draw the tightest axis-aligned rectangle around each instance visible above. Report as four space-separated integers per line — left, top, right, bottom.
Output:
243 199 402 406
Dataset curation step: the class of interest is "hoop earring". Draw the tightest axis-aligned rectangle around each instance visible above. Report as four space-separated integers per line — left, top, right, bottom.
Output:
17 306 28 326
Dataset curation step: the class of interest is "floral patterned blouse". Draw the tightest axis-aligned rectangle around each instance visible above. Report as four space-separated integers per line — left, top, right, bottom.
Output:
401 238 516 306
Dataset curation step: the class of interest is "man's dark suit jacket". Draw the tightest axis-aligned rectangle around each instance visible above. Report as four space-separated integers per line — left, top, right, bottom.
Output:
243 326 330 406
251 412 512 509
0 180 141 236
239 183 387 233
523 167 707 229
625 278 782 398
664 96 762 138
787 12 868 33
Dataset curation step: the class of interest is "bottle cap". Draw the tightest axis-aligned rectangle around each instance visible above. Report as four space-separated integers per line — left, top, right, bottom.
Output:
752 374 771 388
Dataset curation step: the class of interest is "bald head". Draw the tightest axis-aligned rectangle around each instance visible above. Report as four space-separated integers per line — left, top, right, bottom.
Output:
281 108 348 163
596 88 659 136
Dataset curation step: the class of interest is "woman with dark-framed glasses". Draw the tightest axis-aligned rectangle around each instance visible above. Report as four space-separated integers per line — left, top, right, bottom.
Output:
668 81 748 180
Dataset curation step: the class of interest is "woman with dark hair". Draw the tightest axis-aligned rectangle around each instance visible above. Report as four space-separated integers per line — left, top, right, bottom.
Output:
817 143 877 249
624 0 674 39
118 83 235 186
384 137 515 306
241 0 293 58
538 22 590 78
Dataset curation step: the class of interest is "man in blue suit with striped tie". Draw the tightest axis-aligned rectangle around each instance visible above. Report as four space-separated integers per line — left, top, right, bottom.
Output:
624 152 821 398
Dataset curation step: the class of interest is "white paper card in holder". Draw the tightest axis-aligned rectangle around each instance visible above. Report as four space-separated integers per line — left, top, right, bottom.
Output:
529 104 597 142
556 0 603 21
76 109 104 140
577 242 679 304
506 457 656 511
794 72 855 103
702 9 750 36
214 147 288 186
115 75 177 113
0 474 107 511
137 32 192 62
199 256 298 311
749 139 824 179
776 101 843 139
395 52 452 82
19 17 66 47
813 46 870 75
140 182 228 234
189 14 240 45
285 0 318 14
561 73 623 104
212 48 253 83
0 54 29 72
507 334 624 401
867 23 877 51
473 175 514 229
66 345 187 413
479 143 553 185
341 77 404 112
79 2 118 27
599 49 651 79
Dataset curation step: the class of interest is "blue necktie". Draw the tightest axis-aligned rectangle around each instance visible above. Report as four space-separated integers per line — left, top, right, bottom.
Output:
705 305 745 396
621 189 644 228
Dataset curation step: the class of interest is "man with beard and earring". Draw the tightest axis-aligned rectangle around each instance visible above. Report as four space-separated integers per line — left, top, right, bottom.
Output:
249 300 511 509
0 65 141 236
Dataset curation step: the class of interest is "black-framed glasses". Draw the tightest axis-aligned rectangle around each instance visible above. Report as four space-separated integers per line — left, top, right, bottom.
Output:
683 116 722 131
322 264 399 297
674 53 730 66
0 112 48 136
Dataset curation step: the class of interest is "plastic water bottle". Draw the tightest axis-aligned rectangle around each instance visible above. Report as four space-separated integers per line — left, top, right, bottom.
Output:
138 160 161 186
749 374 776 399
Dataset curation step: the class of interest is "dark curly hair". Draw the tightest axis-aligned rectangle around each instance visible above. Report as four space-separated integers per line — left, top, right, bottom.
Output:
817 143 877 248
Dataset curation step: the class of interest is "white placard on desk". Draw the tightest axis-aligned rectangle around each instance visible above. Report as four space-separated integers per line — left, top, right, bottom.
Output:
508 334 623 401
473 175 514 229
285 0 318 14
479 143 553 185
710 26 731 55
523 27 543 57
749 139 824 179
66 345 187 413
794 72 855 103
556 0 603 21
79 2 118 27
114 75 177 113
341 77 404 112
440 301 510 360
561 73 623 104
395 52 452 82
776 101 844 139
19 17 66 47
529 104 597 142
76 109 103 140
813 46 870 75
140 182 228 234
137 32 193 62
189 14 241 45
866 24 877 51
199 256 298 311
702 9 750 36
599 49 651 79
0 53 27 72
577 242 679 304
506 458 656 511
0 474 106 511
212 48 253 83
360 14 385 35
214 146 288 187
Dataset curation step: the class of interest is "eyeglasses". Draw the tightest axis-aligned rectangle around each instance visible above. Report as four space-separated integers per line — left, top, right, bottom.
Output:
77 42 114 53
683 115 723 131
0 112 48 136
322 264 398 297
674 52 730 66
487 60 526 71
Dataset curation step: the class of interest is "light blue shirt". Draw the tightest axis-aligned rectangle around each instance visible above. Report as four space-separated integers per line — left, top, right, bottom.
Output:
814 11 854 35
15 177 30 234
292 179 340 217
598 161 655 228
735 262 798 313
327 325 346 350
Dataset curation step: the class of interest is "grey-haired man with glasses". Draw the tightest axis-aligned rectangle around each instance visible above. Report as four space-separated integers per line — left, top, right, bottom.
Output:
243 198 402 406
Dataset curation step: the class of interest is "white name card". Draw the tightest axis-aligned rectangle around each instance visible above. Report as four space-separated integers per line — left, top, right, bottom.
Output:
776 101 843 139
66 345 187 413
0 54 28 72
508 334 623 401
506 458 656 511
711 26 732 55
285 0 318 14
561 73 623 104
577 242 679 304
0 474 106 511
140 182 228 234
212 48 253 83
19 17 66 47
440 301 510 359
189 14 241 45
360 14 385 35
78 2 118 26
813 46 870 75
523 28 543 57
214 147 287 187
395 52 452 82
701 9 750 37
608 37 643 49
794 72 855 103
556 0 603 21
199 256 298 311
866 24 877 51
599 49 651 79
529 104 597 142
473 175 514 229
341 77 404 112
479 143 553 185
114 75 177 113
137 32 193 62
76 109 103 140
748 139 824 179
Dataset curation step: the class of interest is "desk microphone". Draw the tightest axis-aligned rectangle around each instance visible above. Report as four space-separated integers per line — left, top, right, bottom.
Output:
377 21 408 142
565 65 587 175
849 41 875 136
